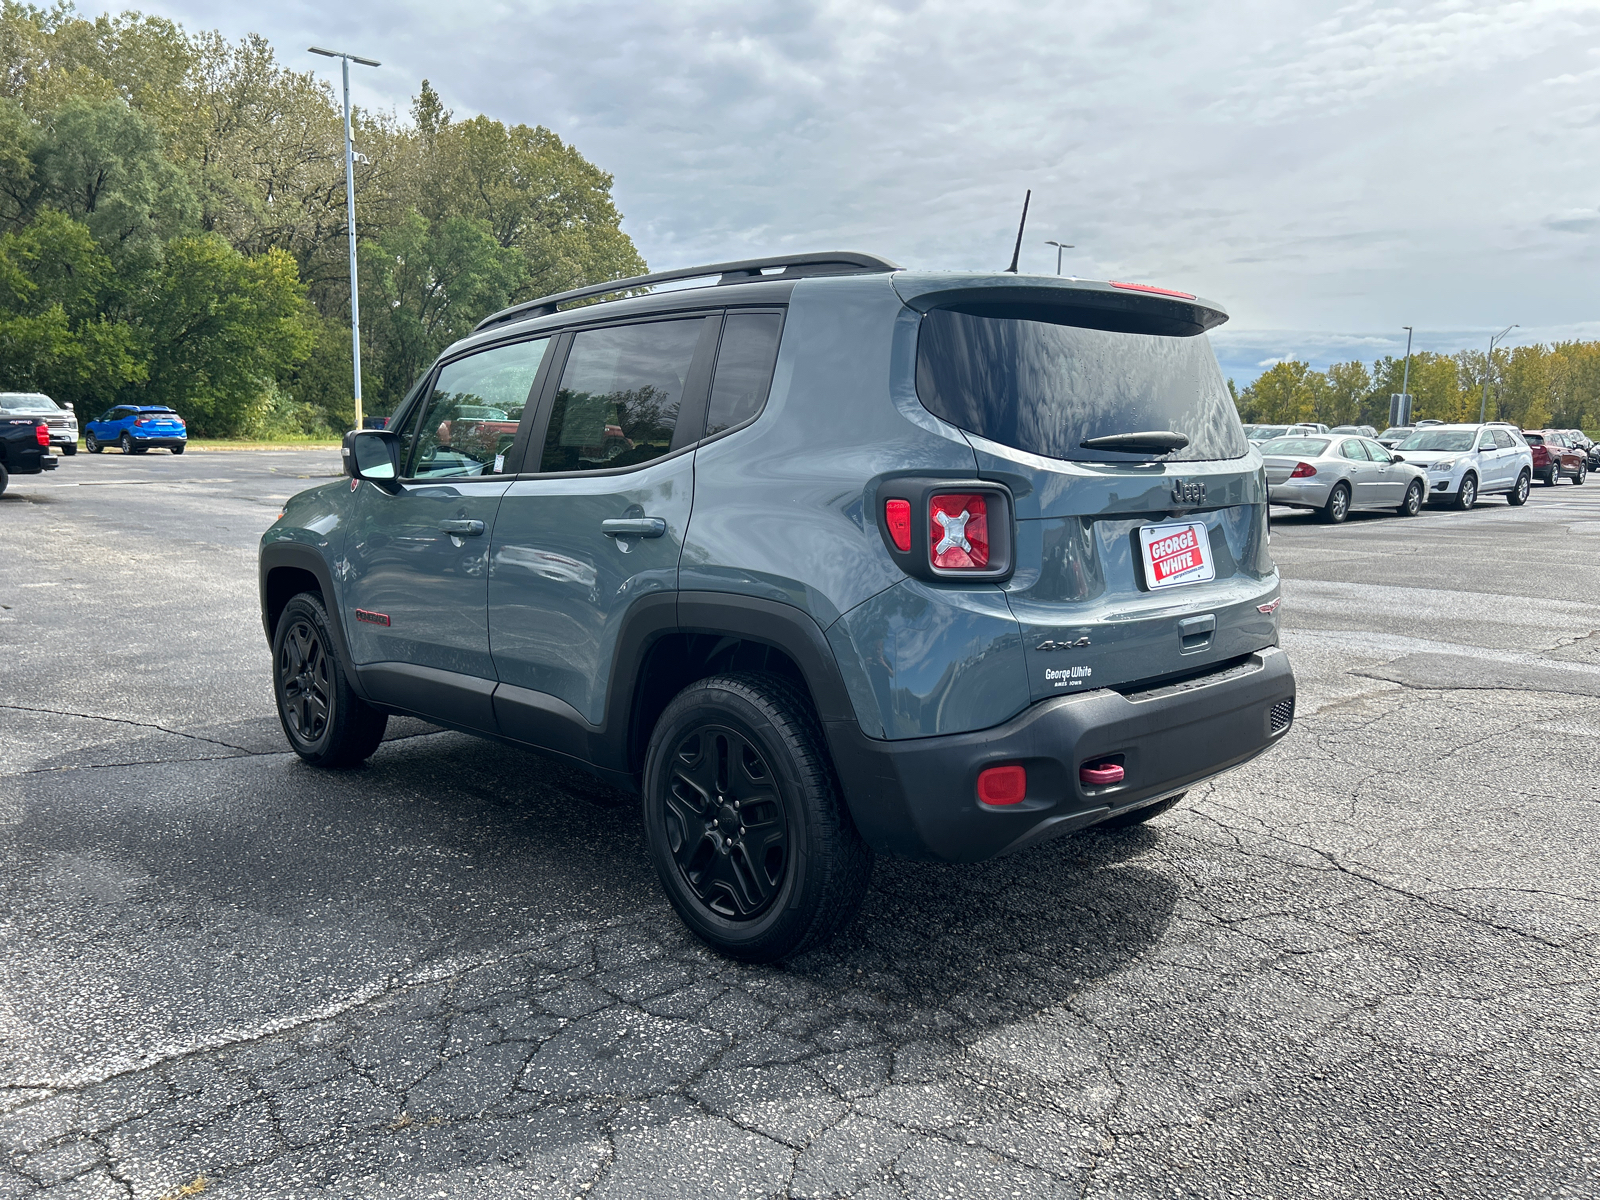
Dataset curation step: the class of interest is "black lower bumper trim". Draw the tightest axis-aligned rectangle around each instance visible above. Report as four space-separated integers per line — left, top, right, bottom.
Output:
827 646 1295 863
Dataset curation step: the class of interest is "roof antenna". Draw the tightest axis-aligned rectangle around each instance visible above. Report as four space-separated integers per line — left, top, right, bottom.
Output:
1005 190 1031 273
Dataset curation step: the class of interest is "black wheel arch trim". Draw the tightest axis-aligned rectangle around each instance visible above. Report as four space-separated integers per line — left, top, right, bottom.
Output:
259 541 372 703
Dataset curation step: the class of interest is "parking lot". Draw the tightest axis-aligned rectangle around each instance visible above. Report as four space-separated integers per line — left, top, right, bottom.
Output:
1 448 1596 1199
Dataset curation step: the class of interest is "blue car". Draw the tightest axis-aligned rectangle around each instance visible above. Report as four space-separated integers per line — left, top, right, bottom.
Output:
84 405 187 454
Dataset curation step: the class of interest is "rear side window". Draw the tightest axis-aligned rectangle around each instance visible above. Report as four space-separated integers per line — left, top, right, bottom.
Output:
540 318 707 473
1339 440 1367 461
915 308 1248 463
705 312 783 436
1492 429 1518 449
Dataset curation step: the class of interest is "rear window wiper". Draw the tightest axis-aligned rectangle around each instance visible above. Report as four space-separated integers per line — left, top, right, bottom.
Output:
1079 430 1191 454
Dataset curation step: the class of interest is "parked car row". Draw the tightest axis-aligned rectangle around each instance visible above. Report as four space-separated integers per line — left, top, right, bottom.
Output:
1258 421 1587 522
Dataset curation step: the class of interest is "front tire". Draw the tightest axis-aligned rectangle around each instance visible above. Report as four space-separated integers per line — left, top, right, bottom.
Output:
1454 474 1477 510
1507 470 1530 506
1321 482 1351 524
1573 463 1586 485
1398 479 1424 516
272 592 387 768
62 443 76 456
85 433 101 453
0 461 8 496
642 673 872 963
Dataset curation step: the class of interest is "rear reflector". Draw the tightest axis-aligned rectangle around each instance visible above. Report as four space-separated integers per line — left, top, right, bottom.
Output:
1079 760 1125 786
929 493 989 569
885 499 912 552
1109 280 1196 300
1257 597 1282 614
1289 461 1317 478
976 764 1027 806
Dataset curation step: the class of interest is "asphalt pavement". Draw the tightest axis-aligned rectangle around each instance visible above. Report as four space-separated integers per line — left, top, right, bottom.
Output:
1 448 1596 1199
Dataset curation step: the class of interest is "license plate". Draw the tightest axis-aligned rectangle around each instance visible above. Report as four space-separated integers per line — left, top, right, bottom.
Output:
1139 520 1216 589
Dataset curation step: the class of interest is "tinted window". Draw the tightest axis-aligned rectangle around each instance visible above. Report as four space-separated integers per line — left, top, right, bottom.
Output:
705 312 783 436
915 309 1247 463
407 338 549 478
1339 440 1368 461
1396 430 1474 452
1258 437 1329 457
540 318 706 473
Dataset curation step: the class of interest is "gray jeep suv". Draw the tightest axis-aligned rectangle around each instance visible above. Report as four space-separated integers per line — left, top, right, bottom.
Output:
260 252 1295 961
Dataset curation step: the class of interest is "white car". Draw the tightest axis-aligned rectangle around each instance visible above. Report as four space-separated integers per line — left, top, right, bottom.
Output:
1388 423 1533 509
0 392 77 454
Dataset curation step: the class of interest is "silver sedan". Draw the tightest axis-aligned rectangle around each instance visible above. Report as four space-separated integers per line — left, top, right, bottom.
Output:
1261 435 1430 523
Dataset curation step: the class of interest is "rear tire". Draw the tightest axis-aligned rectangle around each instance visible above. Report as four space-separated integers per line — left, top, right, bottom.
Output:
1397 479 1423 516
1321 482 1351 523
1097 793 1186 831
642 672 872 963
272 592 387 768
119 433 133 454
171 444 185 455
1506 470 1530 506
1454 474 1477 510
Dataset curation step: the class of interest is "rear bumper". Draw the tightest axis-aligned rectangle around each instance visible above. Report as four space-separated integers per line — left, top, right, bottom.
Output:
1267 480 1331 507
828 647 1295 862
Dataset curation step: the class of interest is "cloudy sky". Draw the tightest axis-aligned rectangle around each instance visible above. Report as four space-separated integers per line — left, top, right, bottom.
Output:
94 0 1600 382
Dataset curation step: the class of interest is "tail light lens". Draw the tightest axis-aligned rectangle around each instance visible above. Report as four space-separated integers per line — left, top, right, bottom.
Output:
929 493 989 569
34 423 49 447
977 764 1027 806
884 499 912 552
1289 461 1317 478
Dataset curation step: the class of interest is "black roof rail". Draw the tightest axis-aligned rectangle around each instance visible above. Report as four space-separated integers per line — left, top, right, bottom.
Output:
473 251 902 333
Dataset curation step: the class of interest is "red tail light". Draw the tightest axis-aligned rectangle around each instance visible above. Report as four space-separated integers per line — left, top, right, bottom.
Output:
1289 461 1317 479
884 499 912 552
34 423 49 447
977 765 1026 806
929 493 989 569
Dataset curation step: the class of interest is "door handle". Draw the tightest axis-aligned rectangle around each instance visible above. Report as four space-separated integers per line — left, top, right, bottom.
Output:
602 518 667 538
439 519 485 536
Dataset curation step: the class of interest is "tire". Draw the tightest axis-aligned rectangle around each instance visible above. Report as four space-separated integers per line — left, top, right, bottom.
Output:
85 433 101 453
1574 463 1586 486
119 433 134 454
1543 467 1559 486
1096 793 1186 831
1506 470 1530 506
1454 473 1477 510
1320 482 1351 523
62 443 76 456
642 672 873 963
272 592 388 768
171 444 185 455
0 461 8 497
1397 479 1424 516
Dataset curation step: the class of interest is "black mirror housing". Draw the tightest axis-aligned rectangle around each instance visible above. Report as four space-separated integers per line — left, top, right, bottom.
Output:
344 429 400 484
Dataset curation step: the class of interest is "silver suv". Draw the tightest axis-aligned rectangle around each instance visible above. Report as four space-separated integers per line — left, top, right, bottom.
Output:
1388 423 1534 508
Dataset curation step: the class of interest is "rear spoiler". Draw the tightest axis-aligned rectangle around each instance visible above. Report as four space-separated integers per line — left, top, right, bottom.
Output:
891 273 1228 338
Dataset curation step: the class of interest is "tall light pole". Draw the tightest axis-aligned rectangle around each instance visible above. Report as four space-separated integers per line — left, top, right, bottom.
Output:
1478 324 1517 423
310 46 380 431
1399 326 1413 400
1044 239 1074 276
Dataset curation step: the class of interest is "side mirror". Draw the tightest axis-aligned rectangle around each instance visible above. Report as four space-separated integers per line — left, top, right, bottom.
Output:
344 429 400 484
1390 454 1404 463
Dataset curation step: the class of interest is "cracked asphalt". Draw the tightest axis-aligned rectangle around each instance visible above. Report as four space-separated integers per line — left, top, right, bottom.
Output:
1 449 1597 1199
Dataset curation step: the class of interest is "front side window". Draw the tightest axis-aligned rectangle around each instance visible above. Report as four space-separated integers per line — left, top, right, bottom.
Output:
1476 431 1495 451
705 312 783 435
540 318 706 473
407 338 549 478
1365 440 1392 462
916 308 1247 463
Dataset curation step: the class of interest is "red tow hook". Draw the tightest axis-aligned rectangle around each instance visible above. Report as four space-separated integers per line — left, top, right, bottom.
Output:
1079 759 1125 786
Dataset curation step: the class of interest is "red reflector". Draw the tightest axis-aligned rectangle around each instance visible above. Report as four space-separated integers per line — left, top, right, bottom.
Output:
1079 760 1125 786
977 765 1027 806
1289 461 1317 479
34 423 49 447
1257 597 1281 614
1109 280 1196 300
885 498 912 552
929 493 989 569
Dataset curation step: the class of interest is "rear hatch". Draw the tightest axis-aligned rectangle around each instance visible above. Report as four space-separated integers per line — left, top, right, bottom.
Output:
895 275 1278 703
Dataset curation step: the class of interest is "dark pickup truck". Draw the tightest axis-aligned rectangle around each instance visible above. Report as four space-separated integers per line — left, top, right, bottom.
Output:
0 415 58 495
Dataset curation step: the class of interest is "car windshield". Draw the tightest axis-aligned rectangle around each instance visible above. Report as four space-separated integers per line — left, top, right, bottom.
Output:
1329 426 1360 433
1378 428 1409 440
0 393 62 413
915 309 1248 463
1395 430 1475 452
1249 425 1290 440
1259 437 1329 456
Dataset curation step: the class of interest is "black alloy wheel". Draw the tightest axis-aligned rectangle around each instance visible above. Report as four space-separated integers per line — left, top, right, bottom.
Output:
119 432 133 453
643 673 872 962
85 433 100 453
1322 482 1351 524
1398 479 1424 516
1455 473 1477 510
664 723 791 921
1507 470 1530 506
271 592 387 767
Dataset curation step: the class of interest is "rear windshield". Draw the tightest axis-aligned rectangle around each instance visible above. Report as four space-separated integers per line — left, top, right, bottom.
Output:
1396 430 1474 452
1523 433 1544 446
915 309 1248 463
1378 428 1409 440
1259 437 1329 456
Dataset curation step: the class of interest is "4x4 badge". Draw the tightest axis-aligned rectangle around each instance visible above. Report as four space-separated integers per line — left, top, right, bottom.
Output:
1172 479 1206 505
1036 637 1091 651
